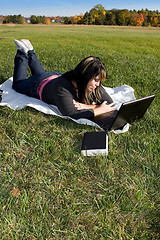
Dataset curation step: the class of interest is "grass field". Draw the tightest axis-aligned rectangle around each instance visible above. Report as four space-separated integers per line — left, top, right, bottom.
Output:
0 24 160 239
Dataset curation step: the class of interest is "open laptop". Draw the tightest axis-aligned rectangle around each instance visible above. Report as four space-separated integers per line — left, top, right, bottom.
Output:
93 95 155 131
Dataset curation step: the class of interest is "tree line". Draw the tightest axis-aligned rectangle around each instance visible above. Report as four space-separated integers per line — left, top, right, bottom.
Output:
1 4 160 27
1 15 51 24
65 4 160 27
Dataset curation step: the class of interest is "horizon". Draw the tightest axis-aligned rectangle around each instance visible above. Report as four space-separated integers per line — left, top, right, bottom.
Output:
1 7 160 19
1 0 160 18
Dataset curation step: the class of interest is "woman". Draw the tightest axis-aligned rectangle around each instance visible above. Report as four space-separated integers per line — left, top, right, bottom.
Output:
13 39 115 120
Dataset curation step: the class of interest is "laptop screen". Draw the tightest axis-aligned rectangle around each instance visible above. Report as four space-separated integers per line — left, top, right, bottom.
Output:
109 95 155 131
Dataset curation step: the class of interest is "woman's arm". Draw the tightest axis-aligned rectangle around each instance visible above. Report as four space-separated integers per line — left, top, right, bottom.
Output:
99 85 114 104
73 100 97 110
73 100 115 117
51 86 95 120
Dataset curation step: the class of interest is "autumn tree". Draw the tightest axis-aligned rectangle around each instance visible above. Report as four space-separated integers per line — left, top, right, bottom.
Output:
129 12 144 26
95 4 106 24
88 4 106 25
117 9 131 25
105 11 116 25
4 14 25 24
74 14 83 24
148 11 159 26
138 9 149 26
82 12 90 24
30 15 38 24
137 13 144 26
44 17 51 24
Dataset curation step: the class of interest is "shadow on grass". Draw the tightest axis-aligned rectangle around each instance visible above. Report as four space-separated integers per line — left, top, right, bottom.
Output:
0 75 7 85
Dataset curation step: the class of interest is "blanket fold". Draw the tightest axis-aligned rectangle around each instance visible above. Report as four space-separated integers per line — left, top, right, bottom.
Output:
0 77 135 134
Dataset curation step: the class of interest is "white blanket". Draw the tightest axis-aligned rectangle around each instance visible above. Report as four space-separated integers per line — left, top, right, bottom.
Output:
0 77 135 134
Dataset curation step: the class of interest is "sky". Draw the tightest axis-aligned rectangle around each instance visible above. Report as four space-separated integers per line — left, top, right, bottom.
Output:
1 0 160 17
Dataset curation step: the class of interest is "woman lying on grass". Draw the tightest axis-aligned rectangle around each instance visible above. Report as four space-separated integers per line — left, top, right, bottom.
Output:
13 39 115 120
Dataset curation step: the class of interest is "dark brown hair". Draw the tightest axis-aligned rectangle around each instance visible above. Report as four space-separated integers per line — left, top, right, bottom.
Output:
63 56 107 104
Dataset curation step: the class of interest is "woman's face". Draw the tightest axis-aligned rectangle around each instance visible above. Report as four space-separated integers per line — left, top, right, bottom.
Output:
86 75 101 92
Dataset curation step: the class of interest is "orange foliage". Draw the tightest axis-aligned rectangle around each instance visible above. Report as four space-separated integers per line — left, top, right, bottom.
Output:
133 13 144 26
44 17 51 24
152 16 159 26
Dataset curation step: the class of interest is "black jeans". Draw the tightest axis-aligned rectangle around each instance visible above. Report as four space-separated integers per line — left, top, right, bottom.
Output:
13 50 45 98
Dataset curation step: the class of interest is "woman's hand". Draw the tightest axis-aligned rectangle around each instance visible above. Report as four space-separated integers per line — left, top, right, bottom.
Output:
93 101 116 117
99 101 115 112
73 99 96 110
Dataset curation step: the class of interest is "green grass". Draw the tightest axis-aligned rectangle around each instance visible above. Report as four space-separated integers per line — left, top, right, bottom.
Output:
0 24 160 239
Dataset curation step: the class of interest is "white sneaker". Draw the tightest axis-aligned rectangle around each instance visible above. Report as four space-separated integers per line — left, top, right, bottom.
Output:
14 39 29 54
21 39 33 51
